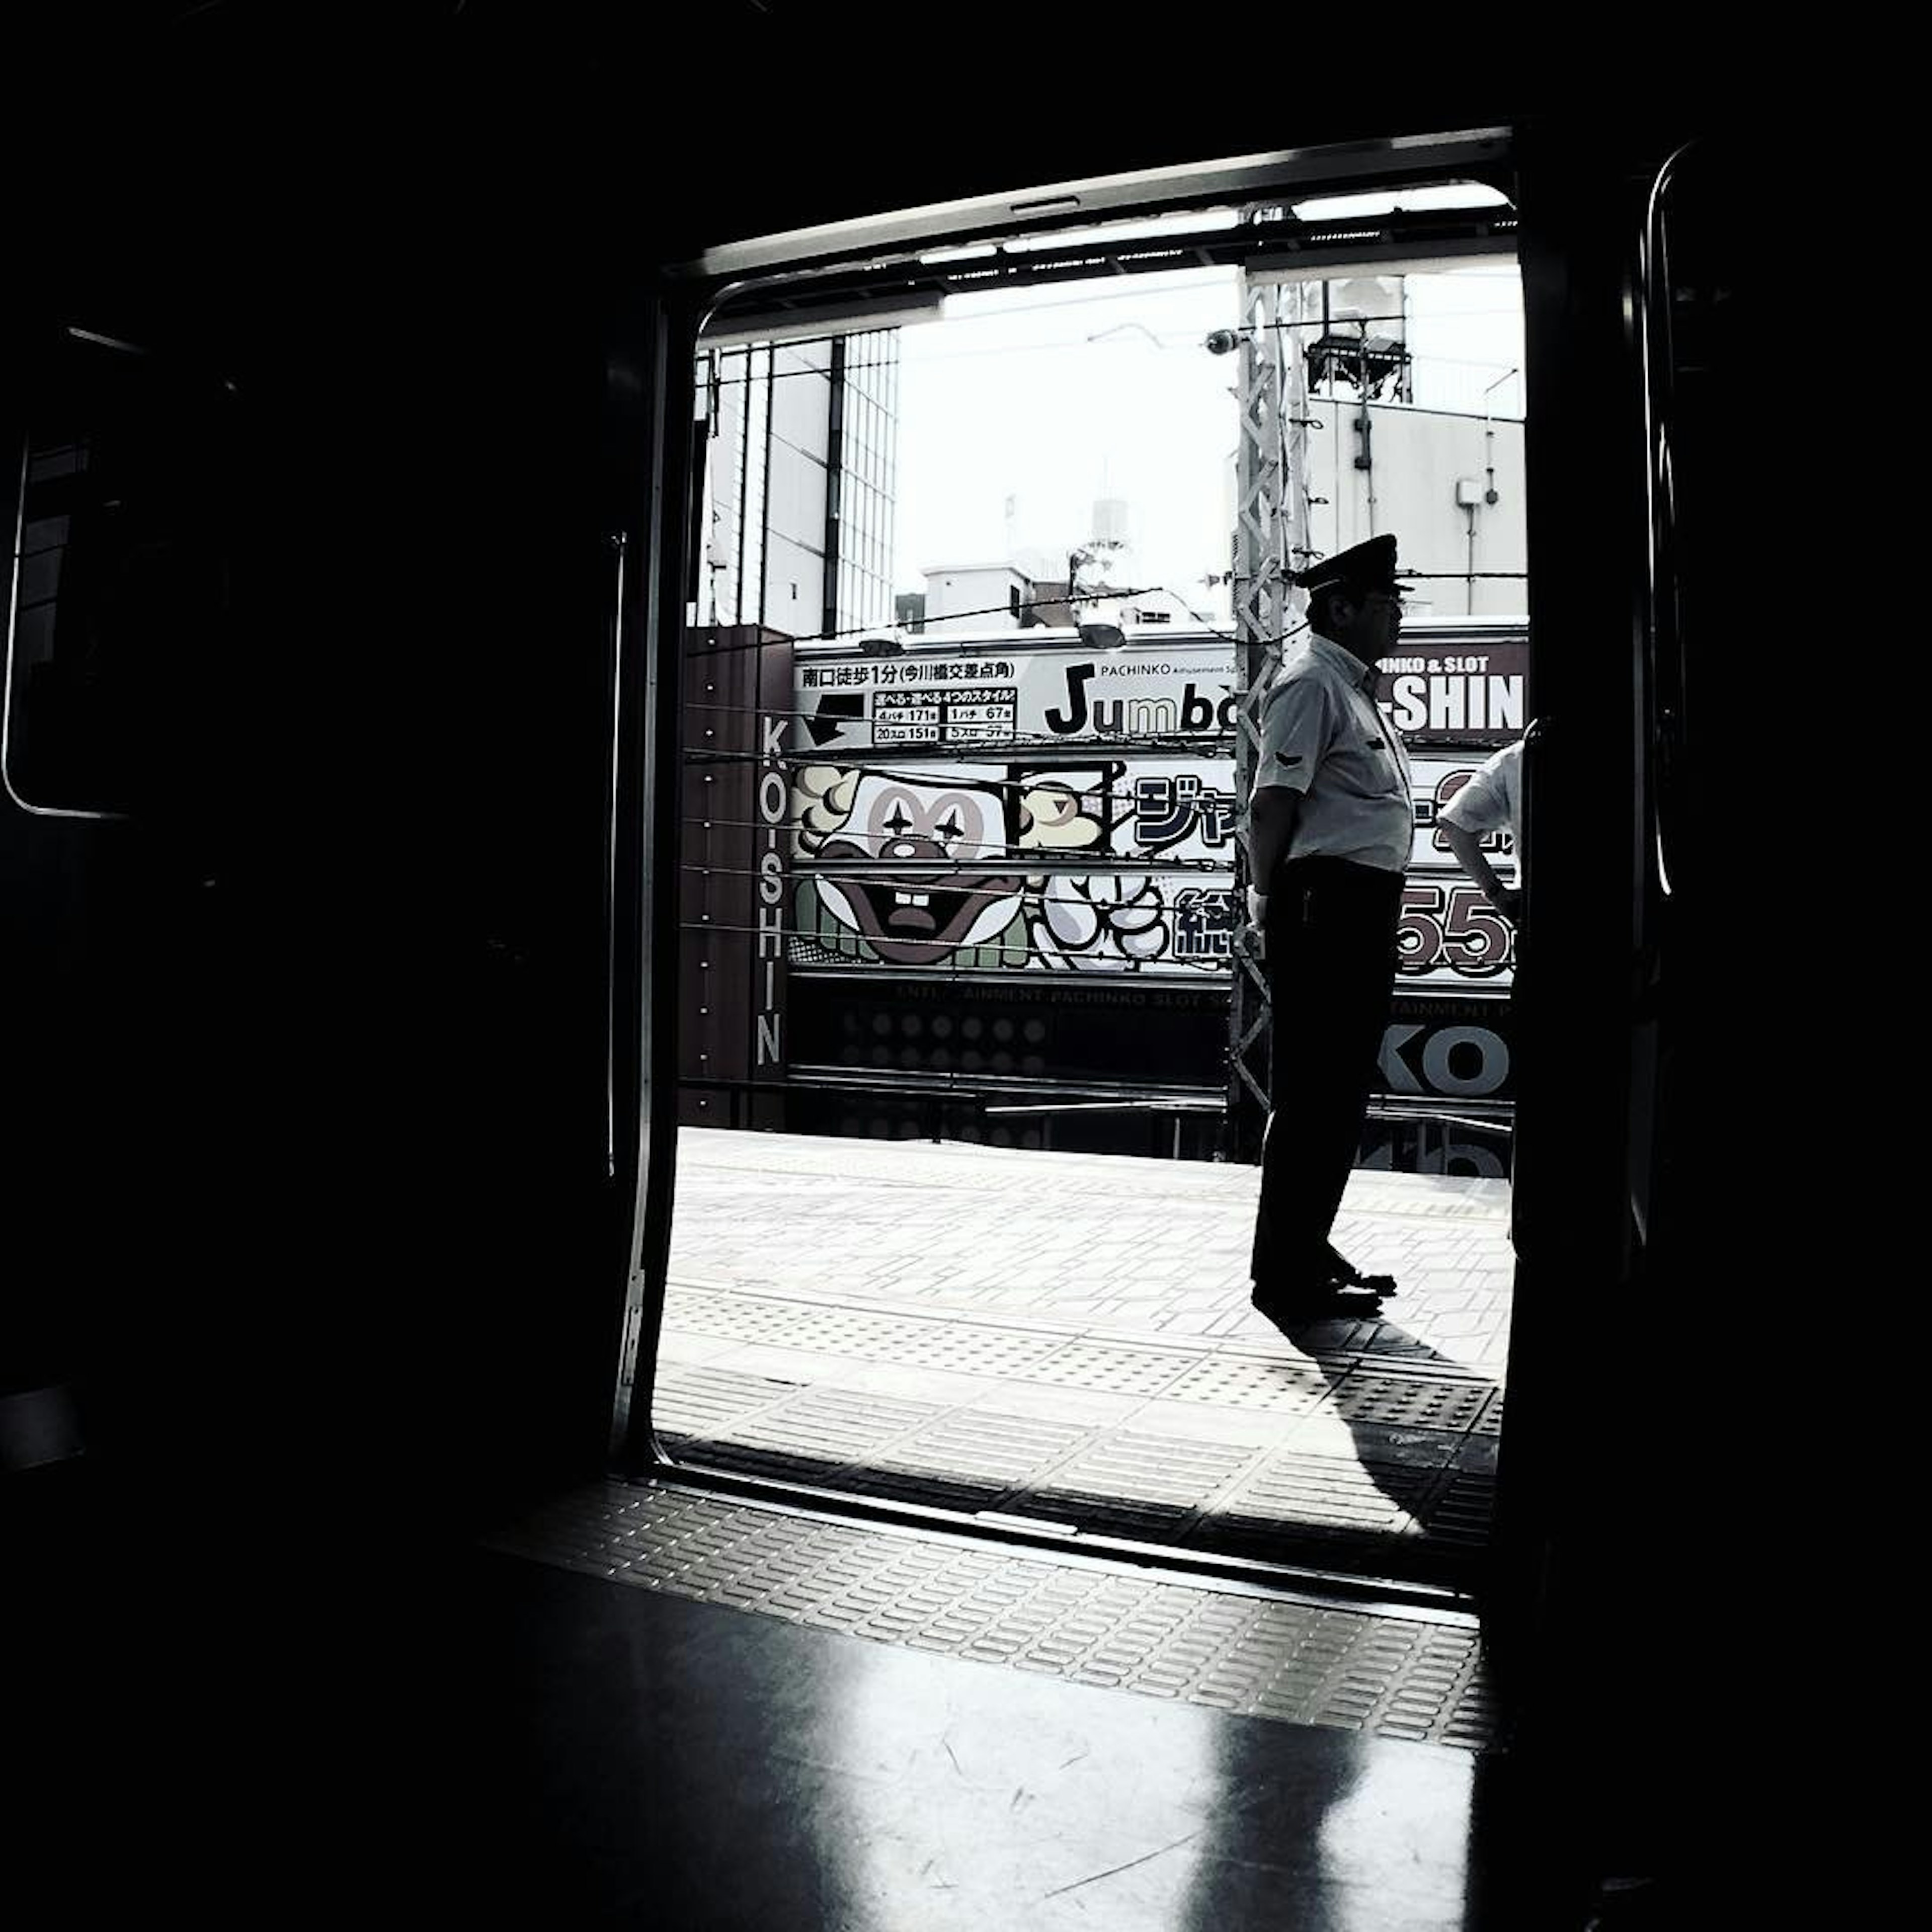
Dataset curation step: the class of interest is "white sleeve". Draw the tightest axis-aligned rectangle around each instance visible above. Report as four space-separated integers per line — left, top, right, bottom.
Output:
1438 752 1510 835
1256 672 1334 795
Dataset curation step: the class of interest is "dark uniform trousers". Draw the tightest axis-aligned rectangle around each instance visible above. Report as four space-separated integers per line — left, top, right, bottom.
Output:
1250 855 1405 1288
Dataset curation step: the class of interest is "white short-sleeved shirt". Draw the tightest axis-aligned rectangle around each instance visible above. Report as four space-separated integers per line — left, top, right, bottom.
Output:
1254 633 1413 875
1438 739 1523 853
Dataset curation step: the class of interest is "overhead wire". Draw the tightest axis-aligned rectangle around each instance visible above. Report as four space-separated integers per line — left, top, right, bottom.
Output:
677 800 1257 866
700 329 1530 391
681 584 1228 656
686 571 1522 665
680 855 1237 883
675 915 1235 978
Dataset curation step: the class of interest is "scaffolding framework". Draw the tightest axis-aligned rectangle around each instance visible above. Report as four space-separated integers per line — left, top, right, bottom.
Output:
1225 278 1313 1161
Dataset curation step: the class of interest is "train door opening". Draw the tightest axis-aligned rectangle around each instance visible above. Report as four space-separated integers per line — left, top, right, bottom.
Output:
621 131 1536 1607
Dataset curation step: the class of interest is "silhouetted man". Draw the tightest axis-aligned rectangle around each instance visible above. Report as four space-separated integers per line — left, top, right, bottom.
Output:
1244 534 1413 1319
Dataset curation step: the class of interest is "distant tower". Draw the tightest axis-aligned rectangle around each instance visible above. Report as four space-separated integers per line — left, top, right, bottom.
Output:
1069 498 1136 628
1091 497 1131 546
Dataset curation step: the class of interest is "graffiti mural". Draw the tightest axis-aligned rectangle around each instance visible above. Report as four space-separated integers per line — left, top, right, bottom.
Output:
789 760 1236 976
793 767 1030 968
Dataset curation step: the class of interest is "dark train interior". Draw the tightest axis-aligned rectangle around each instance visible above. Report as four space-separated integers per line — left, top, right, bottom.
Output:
5 9 1806 1925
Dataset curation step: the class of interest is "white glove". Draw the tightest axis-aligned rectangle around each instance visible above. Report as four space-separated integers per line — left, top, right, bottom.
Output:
1245 885 1268 929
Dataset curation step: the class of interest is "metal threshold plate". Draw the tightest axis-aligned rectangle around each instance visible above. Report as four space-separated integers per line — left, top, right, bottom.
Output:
487 1480 1500 1752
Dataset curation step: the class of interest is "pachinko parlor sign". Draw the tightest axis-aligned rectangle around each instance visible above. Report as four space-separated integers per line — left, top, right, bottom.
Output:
784 638 1524 984
793 641 1239 752
792 634 1526 753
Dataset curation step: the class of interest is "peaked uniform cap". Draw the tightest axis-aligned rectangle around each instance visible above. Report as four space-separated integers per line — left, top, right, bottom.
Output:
1291 533 1412 596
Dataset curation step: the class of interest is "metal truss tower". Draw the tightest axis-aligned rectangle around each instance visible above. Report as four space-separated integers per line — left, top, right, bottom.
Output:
1225 276 1314 1162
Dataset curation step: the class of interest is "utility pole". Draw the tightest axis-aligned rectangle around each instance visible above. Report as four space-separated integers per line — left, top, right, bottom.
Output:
1224 276 1314 1161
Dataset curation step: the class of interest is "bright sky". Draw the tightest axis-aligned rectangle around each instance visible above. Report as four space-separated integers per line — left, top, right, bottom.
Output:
893 263 1523 625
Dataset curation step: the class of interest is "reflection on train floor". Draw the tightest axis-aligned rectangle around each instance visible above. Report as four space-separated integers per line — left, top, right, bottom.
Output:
659 1131 1512 1591
492 1481 1498 1749
471 1532 1509 1930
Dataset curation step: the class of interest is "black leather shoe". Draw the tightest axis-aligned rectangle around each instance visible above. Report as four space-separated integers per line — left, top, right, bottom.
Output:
1251 1278 1387 1321
1324 1245 1398 1298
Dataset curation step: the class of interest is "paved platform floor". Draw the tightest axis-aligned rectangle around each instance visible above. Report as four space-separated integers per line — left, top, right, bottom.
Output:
657 1132 1515 1589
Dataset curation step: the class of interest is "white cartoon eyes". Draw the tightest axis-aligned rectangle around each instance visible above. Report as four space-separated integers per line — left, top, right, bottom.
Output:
1041 874 1166 959
866 787 925 852
863 785 987 856
926 792 982 855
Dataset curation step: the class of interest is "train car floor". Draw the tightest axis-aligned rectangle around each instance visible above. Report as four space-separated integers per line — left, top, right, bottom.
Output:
492 1479 1498 1750
468 1526 1528 1929
6 1458 1516 1927
657 1130 1513 1591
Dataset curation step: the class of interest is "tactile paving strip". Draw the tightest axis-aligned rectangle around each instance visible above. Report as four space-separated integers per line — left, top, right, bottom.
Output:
1040 1430 1259 1509
717 1386 947 1463
1330 1366 1497 1433
650 1365 802 1435
486 1480 1500 1750
871 1408 1093 1488
665 1286 1070 1378
1161 1354 1333 1413
653 1360 1490 1586
1417 1471 1498 1551
1215 1451 1433 1536
1019 1339 1200 1398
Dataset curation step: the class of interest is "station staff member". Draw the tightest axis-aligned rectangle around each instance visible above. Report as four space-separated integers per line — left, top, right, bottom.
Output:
1438 738 1524 924
1245 534 1415 1318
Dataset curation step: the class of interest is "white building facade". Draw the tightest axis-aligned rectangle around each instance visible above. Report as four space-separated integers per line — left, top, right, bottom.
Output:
1302 401 1526 619
1281 270 1526 620
700 327 900 641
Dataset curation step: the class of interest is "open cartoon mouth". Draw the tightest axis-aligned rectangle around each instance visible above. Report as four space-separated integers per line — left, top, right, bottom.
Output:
817 838 1021 963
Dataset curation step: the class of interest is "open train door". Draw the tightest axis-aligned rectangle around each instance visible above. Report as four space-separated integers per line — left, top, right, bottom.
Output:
1491 124 1758 1900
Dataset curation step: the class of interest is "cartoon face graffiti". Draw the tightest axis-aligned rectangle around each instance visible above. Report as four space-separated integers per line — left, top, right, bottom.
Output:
814 774 1025 964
